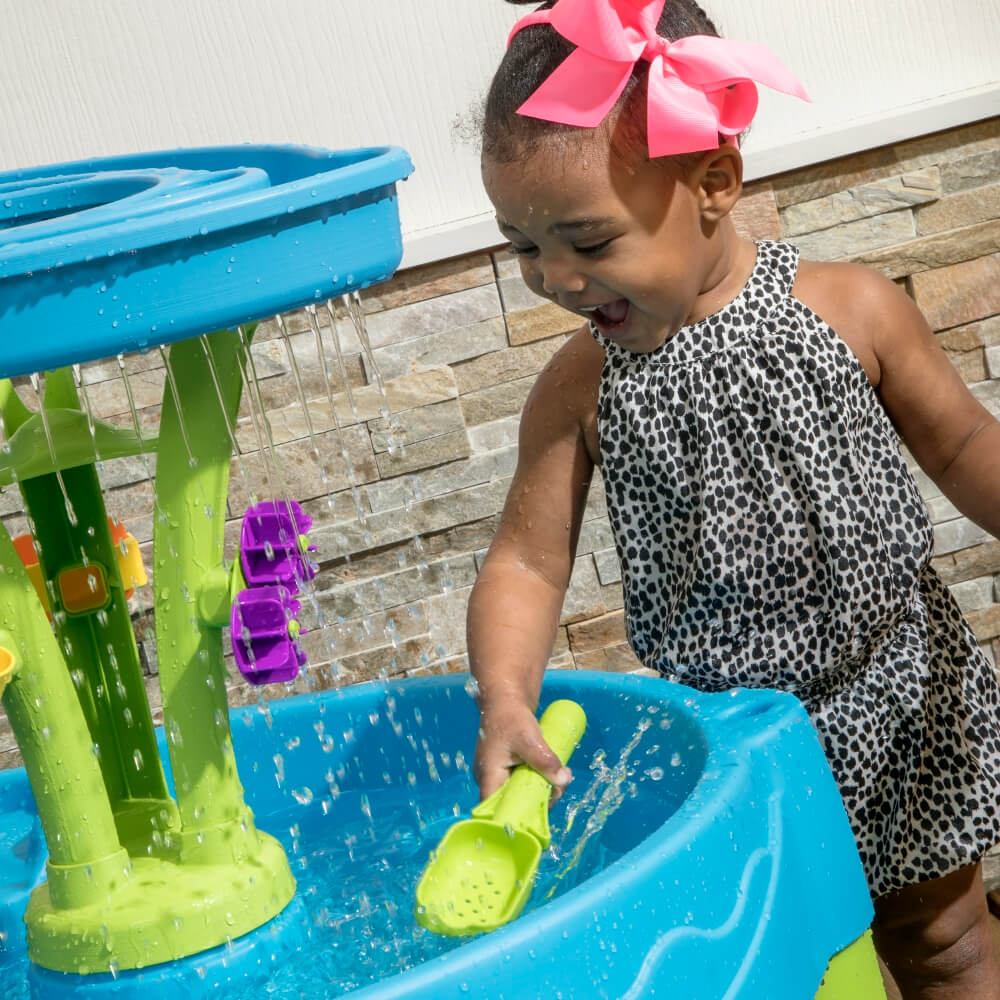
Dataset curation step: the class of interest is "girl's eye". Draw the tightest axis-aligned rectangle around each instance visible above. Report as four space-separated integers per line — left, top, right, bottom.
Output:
508 243 538 257
574 239 613 256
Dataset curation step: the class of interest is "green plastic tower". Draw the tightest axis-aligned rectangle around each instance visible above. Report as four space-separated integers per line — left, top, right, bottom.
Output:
0 329 296 974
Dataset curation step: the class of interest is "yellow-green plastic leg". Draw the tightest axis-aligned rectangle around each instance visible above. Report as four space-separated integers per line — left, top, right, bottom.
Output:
815 930 887 999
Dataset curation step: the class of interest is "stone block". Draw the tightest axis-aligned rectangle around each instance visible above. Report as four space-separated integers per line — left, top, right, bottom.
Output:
731 184 781 240
362 284 502 351
567 608 628 652
932 540 1000 587
360 254 495 313
507 302 581 346
499 274 547 313
492 248 521 280
424 584 474 660
453 337 566 395
577 516 615 555
545 650 577 671
854 220 1000 281
926 495 961 525
323 635 440 685
573 642 644 673
366 448 517 514
368 398 465 453
375 429 471 479
967 604 1000 643
594 547 623 585
949 576 997 614
105 479 156 544
781 170 940 238
984 317 1000 347
244 325 366 414
916 183 1000 236
405 654 472 678
561 555 610 624
935 316 1000 353
96 454 156 491
987 345 1000 379
940 148 1000 195
460 375 535 427
468 415 520 454
368 317 508 381
892 119 1000 174
321 519 499 587
229 423 378 510
310 478 510 562
771 147 900 209
911 253 1000 331
933 516 993 556
972 379 1000 420
81 348 164 385
85 368 166 419
788 210 916 261
317 602 432 659
583 477 609 521
348 367 458 424
944 347 986 384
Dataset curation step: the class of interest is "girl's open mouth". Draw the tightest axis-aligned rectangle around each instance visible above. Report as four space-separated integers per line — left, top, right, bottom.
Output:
585 298 630 333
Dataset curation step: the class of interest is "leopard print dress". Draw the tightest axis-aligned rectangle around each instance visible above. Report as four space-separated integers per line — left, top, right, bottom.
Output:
590 240 1000 897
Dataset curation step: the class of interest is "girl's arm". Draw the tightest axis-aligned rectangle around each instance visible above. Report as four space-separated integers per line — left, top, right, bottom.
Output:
853 267 1000 537
467 330 601 799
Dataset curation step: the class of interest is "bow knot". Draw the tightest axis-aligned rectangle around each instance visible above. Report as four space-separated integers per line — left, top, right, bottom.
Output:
642 35 670 63
508 0 809 158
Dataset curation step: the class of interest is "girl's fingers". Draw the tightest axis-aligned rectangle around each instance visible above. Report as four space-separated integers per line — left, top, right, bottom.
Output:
474 712 574 801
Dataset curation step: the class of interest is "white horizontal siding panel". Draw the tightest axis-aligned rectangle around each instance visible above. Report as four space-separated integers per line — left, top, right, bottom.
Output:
0 1 997 267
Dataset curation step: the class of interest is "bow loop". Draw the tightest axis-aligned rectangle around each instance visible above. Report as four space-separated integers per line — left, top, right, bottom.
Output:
508 0 809 157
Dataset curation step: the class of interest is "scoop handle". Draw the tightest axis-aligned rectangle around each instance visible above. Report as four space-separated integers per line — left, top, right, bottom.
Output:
486 699 587 841
538 699 587 765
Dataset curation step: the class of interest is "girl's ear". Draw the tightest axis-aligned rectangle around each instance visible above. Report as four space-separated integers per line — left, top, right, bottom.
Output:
694 145 744 222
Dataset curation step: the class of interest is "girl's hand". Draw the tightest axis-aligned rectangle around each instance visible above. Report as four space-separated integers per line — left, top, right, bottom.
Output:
474 697 573 802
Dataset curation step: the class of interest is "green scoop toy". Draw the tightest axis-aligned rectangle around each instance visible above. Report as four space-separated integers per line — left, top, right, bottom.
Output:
415 699 587 936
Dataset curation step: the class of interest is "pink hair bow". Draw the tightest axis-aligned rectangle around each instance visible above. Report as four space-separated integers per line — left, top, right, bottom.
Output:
508 0 810 157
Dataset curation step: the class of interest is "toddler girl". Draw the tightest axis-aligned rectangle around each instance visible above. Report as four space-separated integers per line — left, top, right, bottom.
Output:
467 1 1000 997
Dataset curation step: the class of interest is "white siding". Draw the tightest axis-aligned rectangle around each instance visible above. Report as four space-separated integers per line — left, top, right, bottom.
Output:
1 0 997 266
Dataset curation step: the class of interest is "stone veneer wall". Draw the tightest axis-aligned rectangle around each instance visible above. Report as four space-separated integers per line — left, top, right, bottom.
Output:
0 116 998 771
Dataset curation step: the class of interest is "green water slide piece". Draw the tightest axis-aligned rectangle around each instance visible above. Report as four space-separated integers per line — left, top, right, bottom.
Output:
0 375 155 488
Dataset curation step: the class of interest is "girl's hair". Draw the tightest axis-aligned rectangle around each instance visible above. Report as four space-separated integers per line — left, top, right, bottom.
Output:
483 0 723 164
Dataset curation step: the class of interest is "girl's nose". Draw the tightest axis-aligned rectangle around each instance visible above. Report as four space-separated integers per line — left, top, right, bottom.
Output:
539 258 586 296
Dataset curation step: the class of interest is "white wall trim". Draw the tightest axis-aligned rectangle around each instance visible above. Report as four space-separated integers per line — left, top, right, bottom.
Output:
743 83 1000 181
400 86 1000 271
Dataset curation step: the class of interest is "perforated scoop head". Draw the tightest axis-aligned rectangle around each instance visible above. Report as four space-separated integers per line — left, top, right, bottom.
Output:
416 820 541 936
415 699 586 937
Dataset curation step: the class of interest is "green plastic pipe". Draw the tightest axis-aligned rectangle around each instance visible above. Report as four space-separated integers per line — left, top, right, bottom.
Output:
0 530 129 905
153 330 258 861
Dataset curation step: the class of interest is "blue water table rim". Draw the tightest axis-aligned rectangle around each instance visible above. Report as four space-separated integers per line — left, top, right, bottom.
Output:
0 144 413 274
0 143 414 379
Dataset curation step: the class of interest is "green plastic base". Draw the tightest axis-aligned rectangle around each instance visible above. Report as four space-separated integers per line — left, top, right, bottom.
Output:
816 930 886 999
24 831 295 974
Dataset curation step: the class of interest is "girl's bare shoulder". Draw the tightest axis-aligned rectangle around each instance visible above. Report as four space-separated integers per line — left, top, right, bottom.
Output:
791 257 909 387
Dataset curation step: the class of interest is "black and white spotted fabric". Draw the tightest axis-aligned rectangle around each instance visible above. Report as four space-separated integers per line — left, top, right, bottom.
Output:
591 240 1000 896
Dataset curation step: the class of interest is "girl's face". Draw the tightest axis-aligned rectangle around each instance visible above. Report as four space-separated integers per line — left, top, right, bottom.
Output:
483 136 716 354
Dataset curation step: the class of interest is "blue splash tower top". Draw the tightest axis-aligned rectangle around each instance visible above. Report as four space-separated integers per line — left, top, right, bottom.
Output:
0 145 413 374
